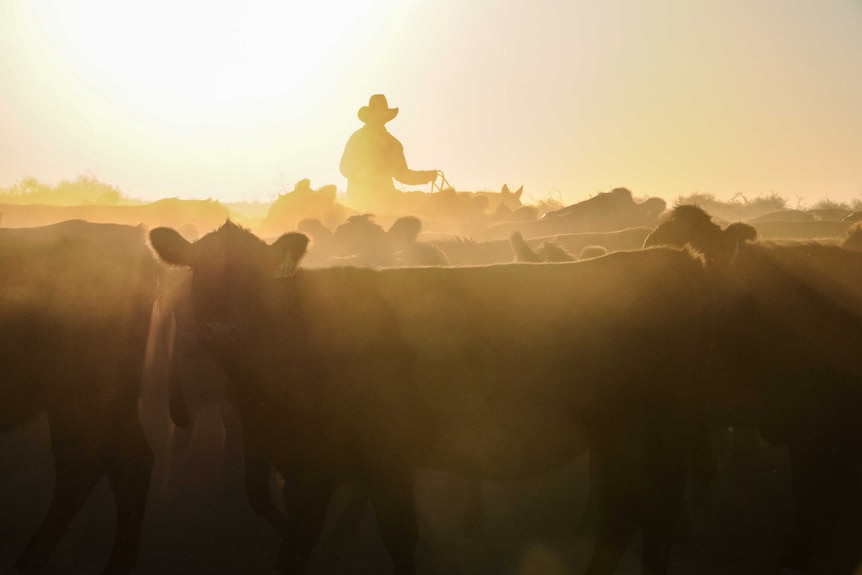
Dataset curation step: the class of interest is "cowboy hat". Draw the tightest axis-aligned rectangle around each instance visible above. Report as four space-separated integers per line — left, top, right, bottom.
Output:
358 94 398 124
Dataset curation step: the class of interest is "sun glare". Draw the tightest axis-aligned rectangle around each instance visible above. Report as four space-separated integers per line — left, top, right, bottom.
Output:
28 1 378 124
2 0 400 198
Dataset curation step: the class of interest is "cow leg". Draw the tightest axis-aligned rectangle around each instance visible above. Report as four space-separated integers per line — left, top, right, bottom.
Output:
242 429 287 538
687 419 717 511
329 479 369 542
577 453 599 537
367 470 417 575
165 413 195 494
102 417 154 575
782 436 821 572
14 421 104 573
463 478 485 536
583 427 644 575
219 399 246 490
782 435 862 573
640 417 688 575
276 473 334 575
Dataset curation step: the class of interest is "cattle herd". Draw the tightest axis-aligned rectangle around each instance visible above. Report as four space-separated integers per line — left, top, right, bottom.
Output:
2 187 862 575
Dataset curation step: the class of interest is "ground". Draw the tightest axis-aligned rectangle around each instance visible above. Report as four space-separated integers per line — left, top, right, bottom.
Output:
1 415 860 574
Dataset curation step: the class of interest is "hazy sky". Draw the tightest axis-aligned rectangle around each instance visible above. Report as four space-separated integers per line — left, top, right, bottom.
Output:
1 0 860 206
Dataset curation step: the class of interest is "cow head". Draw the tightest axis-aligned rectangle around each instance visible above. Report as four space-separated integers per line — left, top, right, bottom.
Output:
643 205 757 267
332 214 388 258
150 220 309 352
638 197 668 227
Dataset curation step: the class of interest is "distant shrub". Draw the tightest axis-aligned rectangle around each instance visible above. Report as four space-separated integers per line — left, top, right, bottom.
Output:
529 188 565 216
0 173 127 206
744 191 788 213
810 197 851 211
675 191 788 222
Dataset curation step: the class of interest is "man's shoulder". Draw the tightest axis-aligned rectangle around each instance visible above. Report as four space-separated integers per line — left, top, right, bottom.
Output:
346 126 367 139
382 129 404 149
344 125 403 150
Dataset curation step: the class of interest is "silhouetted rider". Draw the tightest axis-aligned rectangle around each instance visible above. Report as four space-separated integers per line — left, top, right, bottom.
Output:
340 94 439 212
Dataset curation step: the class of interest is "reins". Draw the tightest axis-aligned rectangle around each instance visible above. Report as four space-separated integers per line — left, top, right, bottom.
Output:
430 171 452 194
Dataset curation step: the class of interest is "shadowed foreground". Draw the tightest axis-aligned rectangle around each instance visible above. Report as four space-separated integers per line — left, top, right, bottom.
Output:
5 417 855 574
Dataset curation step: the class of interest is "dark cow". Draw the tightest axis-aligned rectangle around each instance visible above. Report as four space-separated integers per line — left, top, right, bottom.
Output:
483 187 664 239
808 207 854 221
746 209 815 223
842 211 862 224
579 245 609 260
257 179 347 238
159 214 449 549
429 227 652 266
510 231 575 263
153 264 247 498
0 198 231 231
645 205 862 573
349 185 526 233
384 215 450 267
150 220 712 575
538 187 666 231
299 214 449 269
0 220 159 574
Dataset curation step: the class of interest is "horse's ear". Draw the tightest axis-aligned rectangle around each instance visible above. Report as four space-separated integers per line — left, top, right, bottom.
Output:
501 184 511 194
514 185 523 199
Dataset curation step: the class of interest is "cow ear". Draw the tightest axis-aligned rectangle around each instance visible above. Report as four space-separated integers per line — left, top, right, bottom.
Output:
271 232 310 278
150 227 193 267
501 184 510 194
514 185 523 199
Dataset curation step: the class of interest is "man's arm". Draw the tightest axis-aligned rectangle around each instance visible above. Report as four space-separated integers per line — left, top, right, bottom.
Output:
388 136 437 186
